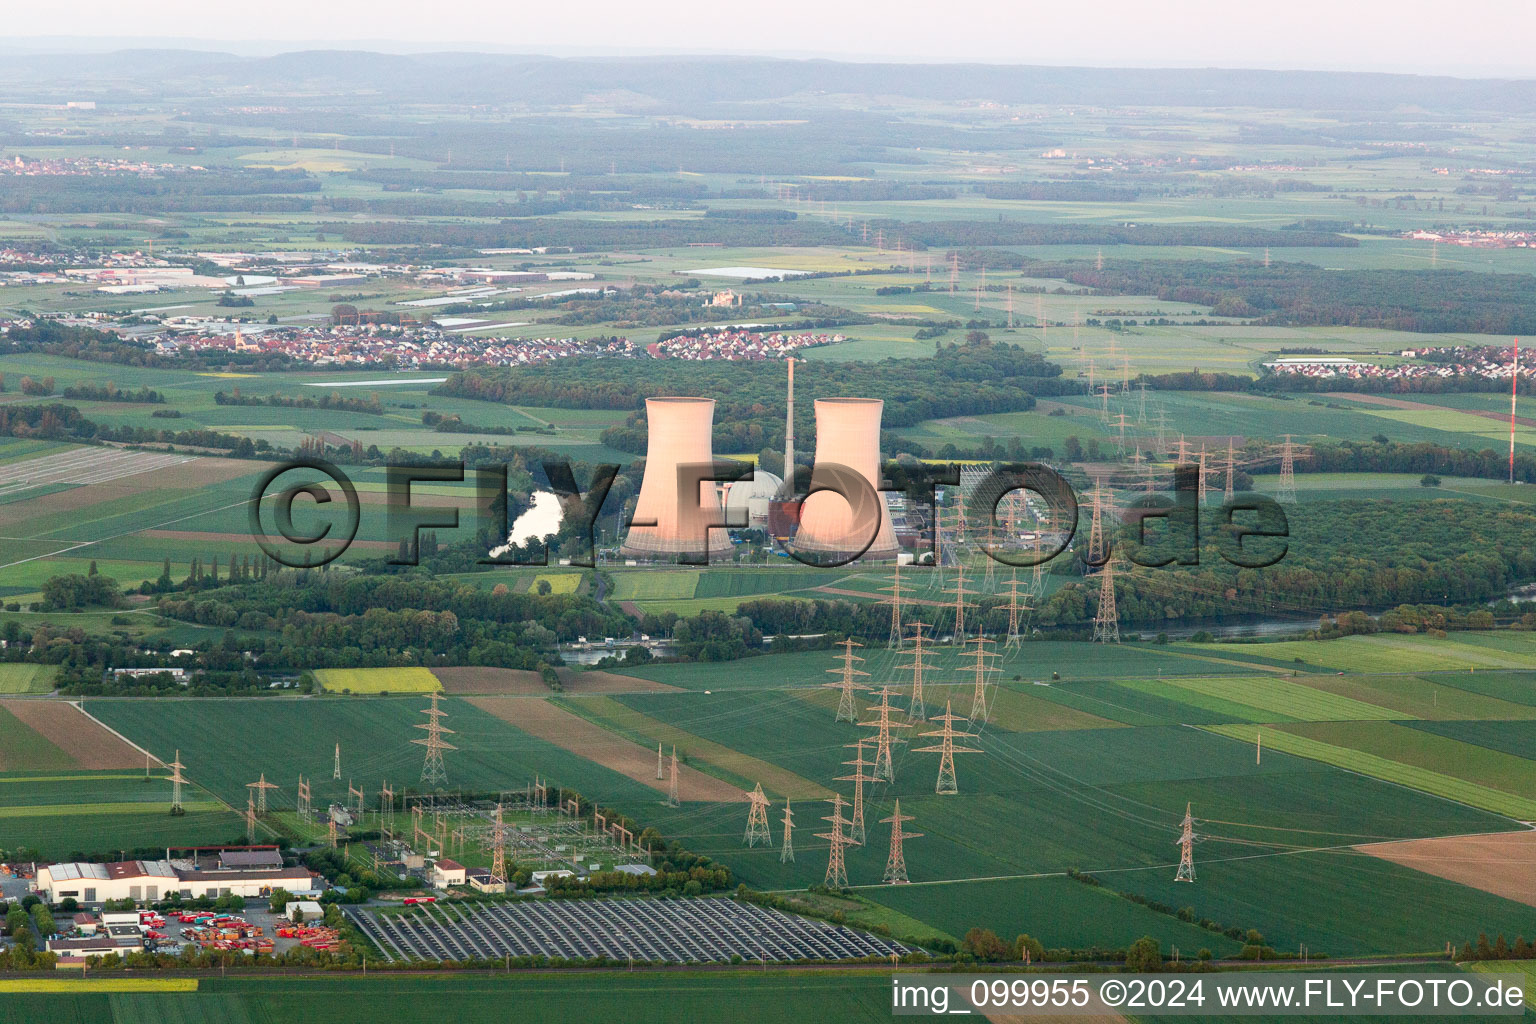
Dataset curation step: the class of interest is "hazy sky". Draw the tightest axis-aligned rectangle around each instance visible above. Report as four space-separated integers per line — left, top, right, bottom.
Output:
10 1 1535 76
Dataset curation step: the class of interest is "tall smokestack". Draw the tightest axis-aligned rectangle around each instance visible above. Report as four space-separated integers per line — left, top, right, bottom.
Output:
620 397 725 562
793 398 899 562
783 357 795 479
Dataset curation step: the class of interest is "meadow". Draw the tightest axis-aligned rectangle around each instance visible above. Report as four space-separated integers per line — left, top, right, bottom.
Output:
0 664 57 694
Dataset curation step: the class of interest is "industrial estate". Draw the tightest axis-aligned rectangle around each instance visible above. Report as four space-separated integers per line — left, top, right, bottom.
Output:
4 35 1536 1024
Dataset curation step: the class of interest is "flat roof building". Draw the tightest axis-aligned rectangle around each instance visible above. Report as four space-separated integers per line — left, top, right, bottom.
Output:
36 860 317 904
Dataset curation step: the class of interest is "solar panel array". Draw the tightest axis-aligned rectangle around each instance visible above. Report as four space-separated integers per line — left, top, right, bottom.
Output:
350 897 909 964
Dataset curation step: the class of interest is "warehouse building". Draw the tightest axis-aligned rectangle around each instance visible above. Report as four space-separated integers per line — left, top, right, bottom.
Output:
36 859 319 904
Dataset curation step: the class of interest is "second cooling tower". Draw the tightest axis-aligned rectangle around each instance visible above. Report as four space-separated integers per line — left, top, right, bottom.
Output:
793 398 899 562
620 397 726 561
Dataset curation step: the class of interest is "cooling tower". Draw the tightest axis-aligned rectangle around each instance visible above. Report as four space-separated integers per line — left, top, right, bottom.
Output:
793 398 899 562
621 397 727 561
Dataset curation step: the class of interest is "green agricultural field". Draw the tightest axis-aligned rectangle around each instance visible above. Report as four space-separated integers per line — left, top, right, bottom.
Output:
1290 673 1536 721
1407 719 1536 760
0 971 903 1024
1278 720 1536 799
1205 724 1536 819
0 664 57 694
0 770 242 858
313 667 443 694
1022 679 1253 727
1156 675 1405 722
0 705 74 771
608 570 701 603
85 697 664 817
1188 634 1536 674
867 875 1244 956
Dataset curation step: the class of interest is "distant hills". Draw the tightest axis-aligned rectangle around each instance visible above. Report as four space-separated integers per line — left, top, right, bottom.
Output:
5 49 1536 113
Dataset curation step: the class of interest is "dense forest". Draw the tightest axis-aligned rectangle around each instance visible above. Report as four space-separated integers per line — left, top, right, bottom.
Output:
736 499 1536 635
439 340 1066 454
1049 260 1536 333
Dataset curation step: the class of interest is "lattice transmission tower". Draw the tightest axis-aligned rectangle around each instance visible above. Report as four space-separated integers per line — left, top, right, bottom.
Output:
901 622 932 722
837 739 876 846
744 782 773 847
817 795 851 889
947 568 973 644
1092 556 1121 645
1001 571 1027 649
168 750 186 814
881 562 906 647
413 691 456 787
915 701 981 795
824 639 869 724
780 800 795 863
245 773 278 814
963 637 997 725
881 799 921 884
667 746 680 808
860 687 913 784
1272 435 1310 505
490 803 508 884
1175 802 1198 882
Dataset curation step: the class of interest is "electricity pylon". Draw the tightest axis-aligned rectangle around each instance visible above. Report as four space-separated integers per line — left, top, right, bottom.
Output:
824 639 869 724
413 691 456 787
245 794 258 844
379 781 394 837
817 795 851 889
1223 439 1238 503
333 742 341 781
1111 412 1131 457
1002 571 1027 649
1175 802 1198 882
901 622 932 722
881 800 921 884
838 739 876 845
947 567 973 643
656 742 665 780
915 701 981 795
245 773 278 814
861 687 913 784
169 750 186 814
667 746 680 808
780 800 795 863
881 562 906 647
1083 481 1111 568
1273 435 1310 505
490 802 508 883
744 782 773 847
295 774 311 817
1092 556 1121 645
1197 447 1209 506
963 637 997 725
